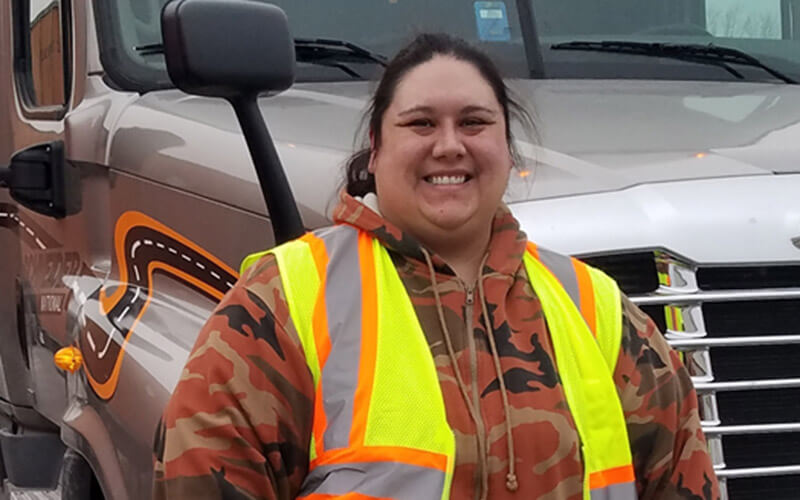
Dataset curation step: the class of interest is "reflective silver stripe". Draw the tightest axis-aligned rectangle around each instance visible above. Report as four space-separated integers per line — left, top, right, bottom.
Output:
589 481 638 500
302 461 446 500
535 246 581 311
315 225 362 450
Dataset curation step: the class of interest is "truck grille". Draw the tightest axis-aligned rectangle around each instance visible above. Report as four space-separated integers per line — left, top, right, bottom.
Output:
698 265 800 290
581 251 800 500
580 252 658 294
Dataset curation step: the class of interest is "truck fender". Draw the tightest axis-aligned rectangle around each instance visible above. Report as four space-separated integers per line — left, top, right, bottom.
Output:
61 402 128 500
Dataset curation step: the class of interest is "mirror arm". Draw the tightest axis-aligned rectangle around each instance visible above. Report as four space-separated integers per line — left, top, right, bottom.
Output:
229 94 305 245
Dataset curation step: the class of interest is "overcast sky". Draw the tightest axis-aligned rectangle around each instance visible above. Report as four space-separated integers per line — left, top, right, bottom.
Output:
30 0 58 20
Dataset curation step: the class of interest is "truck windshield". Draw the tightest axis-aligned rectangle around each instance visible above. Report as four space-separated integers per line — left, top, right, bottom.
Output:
95 0 800 92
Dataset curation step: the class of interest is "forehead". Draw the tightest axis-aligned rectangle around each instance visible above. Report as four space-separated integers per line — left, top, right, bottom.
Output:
389 56 501 112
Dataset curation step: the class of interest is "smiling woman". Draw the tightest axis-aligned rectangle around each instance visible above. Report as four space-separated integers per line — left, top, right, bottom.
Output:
155 33 720 500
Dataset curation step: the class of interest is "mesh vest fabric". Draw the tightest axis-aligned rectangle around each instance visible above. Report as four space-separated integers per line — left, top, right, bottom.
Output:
524 243 636 500
242 226 636 500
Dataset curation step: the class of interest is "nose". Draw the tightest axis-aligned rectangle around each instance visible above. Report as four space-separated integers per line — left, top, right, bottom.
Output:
432 121 466 160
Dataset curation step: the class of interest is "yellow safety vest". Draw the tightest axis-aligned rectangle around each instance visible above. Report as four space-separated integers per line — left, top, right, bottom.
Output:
241 225 636 500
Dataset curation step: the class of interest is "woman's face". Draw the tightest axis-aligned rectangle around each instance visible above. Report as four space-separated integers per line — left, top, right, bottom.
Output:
369 56 512 241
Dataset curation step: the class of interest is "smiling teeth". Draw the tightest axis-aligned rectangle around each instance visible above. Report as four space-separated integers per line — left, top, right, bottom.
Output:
428 175 467 185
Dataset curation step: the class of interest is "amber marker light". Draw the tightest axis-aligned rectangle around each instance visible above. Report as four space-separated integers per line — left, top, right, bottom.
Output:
518 170 532 178
694 152 707 159
54 346 83 373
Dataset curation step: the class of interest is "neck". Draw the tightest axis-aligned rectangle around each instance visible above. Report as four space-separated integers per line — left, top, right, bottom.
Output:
420 224 492 285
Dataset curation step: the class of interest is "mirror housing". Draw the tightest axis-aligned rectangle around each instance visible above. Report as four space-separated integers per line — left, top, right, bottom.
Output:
162 0 295 98
0 141 81 218
162 0 305 245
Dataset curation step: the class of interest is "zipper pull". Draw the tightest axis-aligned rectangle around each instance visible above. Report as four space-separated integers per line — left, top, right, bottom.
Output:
465 286 474 306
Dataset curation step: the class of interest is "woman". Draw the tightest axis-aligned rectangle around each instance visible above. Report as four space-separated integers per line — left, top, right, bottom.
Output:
153 34 719 500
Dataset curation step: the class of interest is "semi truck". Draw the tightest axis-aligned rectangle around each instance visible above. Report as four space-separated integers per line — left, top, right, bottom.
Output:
2 0 800 498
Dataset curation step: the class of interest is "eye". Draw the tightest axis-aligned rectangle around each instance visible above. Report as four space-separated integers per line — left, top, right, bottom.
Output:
404 118 434 128
461 117 491 127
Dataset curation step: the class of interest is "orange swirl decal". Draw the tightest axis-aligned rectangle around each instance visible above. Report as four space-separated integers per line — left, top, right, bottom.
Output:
82 211 239 400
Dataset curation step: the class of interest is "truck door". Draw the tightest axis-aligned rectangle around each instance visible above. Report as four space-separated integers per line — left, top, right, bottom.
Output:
1 0 73 431
1 0 109 433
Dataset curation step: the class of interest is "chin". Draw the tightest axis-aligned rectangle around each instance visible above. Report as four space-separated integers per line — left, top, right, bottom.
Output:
424 211 475 231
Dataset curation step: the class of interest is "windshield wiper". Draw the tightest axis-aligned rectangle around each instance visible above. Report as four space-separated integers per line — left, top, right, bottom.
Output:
551 41 797 84
294 37 387 78
136 37 387 78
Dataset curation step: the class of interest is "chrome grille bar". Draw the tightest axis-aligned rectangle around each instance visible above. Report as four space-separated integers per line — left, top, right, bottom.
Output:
715 465 800 479
694 378 800 392
704 423 800 435
631 288 800 305
669 335 800 349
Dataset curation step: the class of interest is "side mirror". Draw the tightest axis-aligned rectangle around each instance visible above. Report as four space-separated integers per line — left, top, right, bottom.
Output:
0 141 81 218
162 0 294 98
161 0 304 244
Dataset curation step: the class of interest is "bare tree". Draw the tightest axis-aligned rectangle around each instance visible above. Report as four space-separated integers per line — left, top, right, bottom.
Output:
707 3 780 39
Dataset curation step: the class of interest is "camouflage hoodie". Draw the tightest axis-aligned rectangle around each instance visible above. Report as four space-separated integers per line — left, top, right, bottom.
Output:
153 193 720 500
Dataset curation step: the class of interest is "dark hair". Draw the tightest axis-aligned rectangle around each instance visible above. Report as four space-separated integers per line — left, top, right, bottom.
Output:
344 33 536 197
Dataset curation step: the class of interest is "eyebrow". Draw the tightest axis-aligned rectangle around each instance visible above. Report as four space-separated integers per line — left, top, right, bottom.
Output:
397 105 498 116
397 105 434 116
461 105 497 115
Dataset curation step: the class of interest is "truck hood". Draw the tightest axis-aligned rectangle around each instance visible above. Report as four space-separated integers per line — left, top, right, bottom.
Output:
513 173 800 263
106 80 800 222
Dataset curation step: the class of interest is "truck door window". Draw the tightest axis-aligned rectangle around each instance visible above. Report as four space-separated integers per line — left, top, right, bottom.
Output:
13 0 71 113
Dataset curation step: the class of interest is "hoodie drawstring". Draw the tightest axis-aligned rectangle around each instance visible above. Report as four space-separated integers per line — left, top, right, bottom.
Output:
477 273 518 492
422 249 490 498
421 249 518 497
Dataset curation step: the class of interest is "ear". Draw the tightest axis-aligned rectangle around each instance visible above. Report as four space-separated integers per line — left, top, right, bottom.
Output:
367 130 378 174
367 150 378 174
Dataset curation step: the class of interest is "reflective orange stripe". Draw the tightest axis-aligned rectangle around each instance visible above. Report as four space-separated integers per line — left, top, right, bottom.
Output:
302 233 333 367
311 446 449 472
299 493 390 500
350 232 378 447
589 464 635 489
311 383 327 458
571 258 597 336
526 241 540 259
301 233 332 457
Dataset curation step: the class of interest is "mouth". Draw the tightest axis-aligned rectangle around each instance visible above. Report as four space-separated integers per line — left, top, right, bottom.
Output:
424 174 472 185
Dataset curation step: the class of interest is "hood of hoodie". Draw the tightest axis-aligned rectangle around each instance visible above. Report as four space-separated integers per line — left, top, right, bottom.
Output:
331 192 528 280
